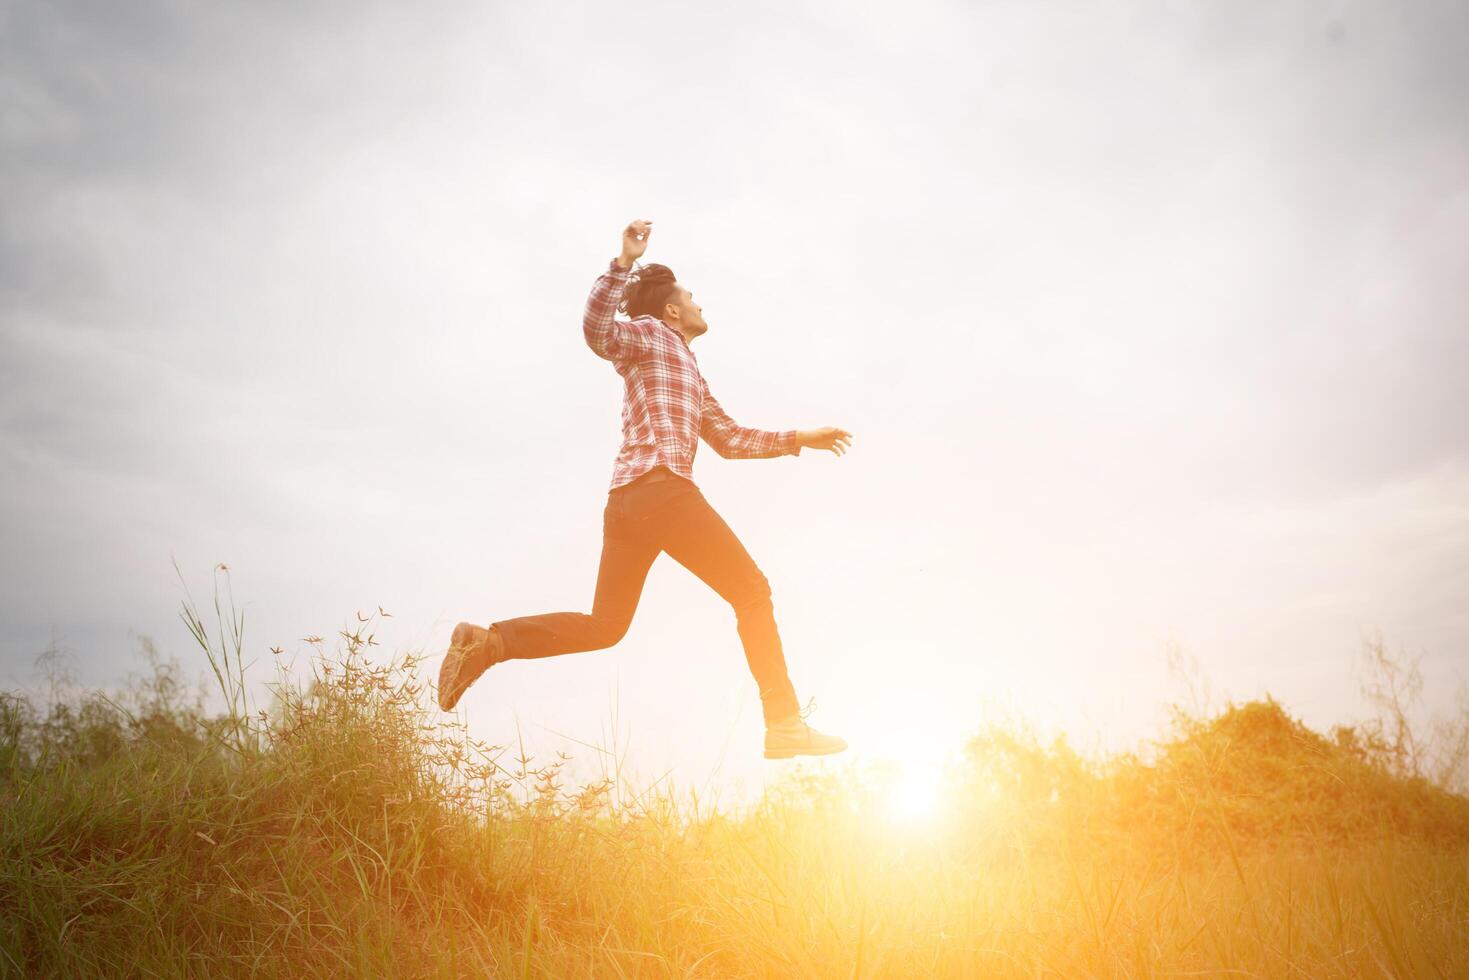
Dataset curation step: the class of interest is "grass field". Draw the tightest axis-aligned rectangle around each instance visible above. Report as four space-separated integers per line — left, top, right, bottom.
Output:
2 583 1466 978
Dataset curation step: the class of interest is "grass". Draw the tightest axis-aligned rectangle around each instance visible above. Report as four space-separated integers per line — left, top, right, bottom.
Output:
1 573 1466 977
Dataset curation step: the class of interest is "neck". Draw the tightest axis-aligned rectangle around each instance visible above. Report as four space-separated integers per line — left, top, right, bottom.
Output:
662 320 697 346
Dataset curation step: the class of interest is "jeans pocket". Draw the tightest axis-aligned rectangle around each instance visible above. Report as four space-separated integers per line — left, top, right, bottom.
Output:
622 479 689 525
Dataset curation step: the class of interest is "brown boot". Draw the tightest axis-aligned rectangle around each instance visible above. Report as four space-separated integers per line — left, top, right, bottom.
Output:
764 705 847 759
436 622 505 711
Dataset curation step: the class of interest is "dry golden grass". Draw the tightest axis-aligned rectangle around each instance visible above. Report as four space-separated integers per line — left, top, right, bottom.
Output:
2 576 1465 977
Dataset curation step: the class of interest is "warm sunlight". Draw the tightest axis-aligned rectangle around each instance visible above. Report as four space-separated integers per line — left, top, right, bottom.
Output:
6 1 1467 976
885 760 947 823
862 724 956 824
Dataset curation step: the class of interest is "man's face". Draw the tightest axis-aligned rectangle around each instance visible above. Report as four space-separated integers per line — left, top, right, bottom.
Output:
664 283 708 339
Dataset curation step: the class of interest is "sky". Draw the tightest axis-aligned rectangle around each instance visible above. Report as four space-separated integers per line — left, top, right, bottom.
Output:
2 0 1466 801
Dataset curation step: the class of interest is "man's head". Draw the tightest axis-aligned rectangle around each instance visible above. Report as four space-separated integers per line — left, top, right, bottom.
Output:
619 263 708 342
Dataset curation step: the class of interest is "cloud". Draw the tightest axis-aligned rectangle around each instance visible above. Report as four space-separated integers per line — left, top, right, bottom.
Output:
1 0 1465 787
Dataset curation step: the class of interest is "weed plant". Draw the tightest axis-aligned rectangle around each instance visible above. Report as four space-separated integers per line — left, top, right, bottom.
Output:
2 574 1466 977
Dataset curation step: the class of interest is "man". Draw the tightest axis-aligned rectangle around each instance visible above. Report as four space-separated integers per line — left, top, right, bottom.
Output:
437 218 850 759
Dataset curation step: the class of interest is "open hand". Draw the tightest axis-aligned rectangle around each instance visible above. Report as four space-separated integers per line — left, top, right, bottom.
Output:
797 427 853 457
618 218 653 268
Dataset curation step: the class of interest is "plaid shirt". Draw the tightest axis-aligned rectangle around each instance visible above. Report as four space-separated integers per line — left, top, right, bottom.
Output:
583 258 800 491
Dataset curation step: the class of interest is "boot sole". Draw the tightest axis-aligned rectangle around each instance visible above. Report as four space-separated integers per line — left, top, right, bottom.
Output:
437 623 479 711
764 743 847 760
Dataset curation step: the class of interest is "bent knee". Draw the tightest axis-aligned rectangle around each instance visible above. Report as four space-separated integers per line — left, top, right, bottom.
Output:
588 615 633 648
730 572 773 614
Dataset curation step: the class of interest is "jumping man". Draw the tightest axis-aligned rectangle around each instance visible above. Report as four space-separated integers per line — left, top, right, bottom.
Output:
437 218 851 759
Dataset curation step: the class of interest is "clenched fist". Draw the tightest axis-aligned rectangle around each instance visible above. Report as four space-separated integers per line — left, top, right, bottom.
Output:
617 218 653 269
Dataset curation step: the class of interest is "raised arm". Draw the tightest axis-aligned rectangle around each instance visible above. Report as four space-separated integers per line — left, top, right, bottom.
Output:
583 219 659 362
699 376 802 459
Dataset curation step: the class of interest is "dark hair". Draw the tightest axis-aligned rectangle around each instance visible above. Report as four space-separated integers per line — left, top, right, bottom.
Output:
619 263 678 320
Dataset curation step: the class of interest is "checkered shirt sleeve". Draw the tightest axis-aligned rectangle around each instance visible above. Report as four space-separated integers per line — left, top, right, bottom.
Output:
700 377 801 460
583 258 800 489
582 259 657 361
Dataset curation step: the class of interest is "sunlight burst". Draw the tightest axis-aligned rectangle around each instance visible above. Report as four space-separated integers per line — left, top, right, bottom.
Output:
885 761 947 822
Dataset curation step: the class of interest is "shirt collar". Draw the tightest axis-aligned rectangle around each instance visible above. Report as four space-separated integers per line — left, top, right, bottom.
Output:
654 318 692 350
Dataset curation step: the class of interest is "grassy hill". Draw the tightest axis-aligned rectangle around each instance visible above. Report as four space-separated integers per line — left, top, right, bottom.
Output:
2 600 1466 977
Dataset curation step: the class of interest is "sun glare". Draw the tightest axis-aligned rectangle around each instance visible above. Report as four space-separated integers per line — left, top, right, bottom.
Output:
885 761 947 822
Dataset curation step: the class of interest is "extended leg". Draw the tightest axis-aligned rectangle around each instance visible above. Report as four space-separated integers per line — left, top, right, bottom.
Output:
491 495 660 660
654 486 802 725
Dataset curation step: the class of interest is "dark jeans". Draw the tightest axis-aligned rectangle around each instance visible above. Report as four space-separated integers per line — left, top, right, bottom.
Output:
491 467 802 725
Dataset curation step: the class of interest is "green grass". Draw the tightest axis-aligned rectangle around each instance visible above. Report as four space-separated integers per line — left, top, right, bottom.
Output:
2 579 1466 977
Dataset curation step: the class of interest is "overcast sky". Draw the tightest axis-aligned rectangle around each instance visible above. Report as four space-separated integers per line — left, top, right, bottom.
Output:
3 0 1466 799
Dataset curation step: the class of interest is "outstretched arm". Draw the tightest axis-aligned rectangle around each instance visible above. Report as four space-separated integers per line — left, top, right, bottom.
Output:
699 378 801 459
583 219 657 361
700 380 854 460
